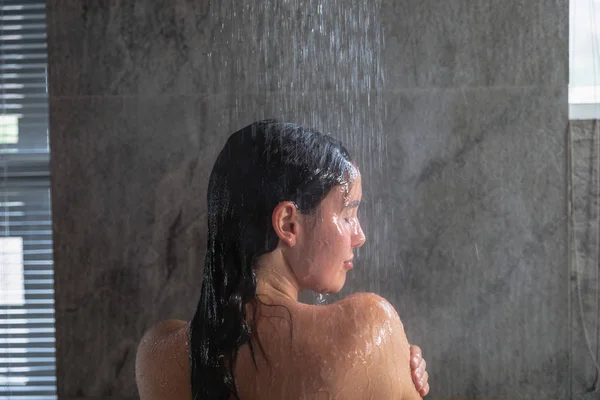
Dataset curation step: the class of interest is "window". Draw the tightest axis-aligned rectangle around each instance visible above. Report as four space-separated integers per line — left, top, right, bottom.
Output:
0 237 24 306
0 0 56 399
0 116 19 145
570 0 600 119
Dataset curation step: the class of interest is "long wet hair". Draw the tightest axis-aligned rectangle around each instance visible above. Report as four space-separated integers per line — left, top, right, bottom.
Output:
189 120 355 399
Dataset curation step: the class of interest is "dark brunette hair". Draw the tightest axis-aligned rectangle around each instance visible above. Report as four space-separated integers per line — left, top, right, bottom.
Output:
189 120 354 399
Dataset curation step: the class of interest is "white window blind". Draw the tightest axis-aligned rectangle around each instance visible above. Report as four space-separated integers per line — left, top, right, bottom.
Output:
570 0 600 119
0 0 56 399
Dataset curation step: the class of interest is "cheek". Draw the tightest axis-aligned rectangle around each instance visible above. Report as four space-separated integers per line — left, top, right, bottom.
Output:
333 217 354 242
330 220 353 257
332 216 345 236
332 216 352 239
305 217 352 272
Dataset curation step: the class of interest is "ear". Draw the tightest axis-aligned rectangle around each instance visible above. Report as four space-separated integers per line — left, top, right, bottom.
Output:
272 201 300 246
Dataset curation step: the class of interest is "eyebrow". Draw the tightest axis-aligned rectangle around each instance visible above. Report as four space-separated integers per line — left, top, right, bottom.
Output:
344 200 361 209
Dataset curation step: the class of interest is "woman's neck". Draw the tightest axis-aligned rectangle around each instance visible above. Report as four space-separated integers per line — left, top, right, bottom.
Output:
255 250 300 303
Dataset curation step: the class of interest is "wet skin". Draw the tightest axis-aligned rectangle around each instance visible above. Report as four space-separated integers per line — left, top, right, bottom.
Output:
136 172 430 399
136 294 426 400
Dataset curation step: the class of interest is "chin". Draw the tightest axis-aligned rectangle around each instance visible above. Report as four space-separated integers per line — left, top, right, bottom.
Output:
308 272 347 294
326 279 346 294
313 282 344 295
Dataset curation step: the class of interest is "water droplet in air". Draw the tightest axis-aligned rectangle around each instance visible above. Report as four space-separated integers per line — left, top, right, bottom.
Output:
316 293 329 305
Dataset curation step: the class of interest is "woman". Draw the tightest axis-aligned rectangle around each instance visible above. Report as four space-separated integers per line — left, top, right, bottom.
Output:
136 120 430 399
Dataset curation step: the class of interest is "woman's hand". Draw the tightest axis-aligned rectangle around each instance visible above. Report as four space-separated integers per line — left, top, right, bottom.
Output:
409 344 430 397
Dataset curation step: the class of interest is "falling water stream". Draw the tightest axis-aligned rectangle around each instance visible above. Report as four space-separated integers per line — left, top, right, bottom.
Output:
208 0 387 305
316 292 329 305
211 0 386 151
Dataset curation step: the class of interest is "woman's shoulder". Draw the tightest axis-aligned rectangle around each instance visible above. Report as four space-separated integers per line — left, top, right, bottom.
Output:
292 292 404 350
333 292 404 332
135 319 191 400
323 292 421 400
337 291 397 309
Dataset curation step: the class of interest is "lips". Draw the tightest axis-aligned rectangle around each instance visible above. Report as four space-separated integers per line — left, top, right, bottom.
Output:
343 259 354 269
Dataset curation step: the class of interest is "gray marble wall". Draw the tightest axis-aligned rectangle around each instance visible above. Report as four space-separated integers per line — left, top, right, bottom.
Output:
47 1 570 399
570 120 600 399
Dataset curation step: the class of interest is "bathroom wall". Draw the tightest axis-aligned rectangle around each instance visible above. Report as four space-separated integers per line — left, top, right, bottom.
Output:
46 1 570 399
570 120 600 397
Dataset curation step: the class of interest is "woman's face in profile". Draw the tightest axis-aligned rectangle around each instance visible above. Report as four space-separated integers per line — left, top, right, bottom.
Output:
294 173 366 294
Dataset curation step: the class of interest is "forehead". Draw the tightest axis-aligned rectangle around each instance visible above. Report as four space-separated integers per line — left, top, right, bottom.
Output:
327 174 363 205
347 174 362 198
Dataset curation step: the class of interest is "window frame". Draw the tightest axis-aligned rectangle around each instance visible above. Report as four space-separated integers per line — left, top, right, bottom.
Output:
0 0 57 398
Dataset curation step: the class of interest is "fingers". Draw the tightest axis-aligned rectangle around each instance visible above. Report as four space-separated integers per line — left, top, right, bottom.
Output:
419 379 430 397
411 360 426 381
411 360 425 386
418 358 426 377
410 344 422 369
413 371 429 395
411 370 422 391
410 344 421 357
410 344 429 396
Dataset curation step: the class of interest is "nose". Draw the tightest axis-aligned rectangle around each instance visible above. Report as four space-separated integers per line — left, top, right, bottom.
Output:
352 221 366 248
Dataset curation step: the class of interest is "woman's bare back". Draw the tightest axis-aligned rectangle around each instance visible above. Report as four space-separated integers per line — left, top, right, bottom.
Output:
135 292 421 400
